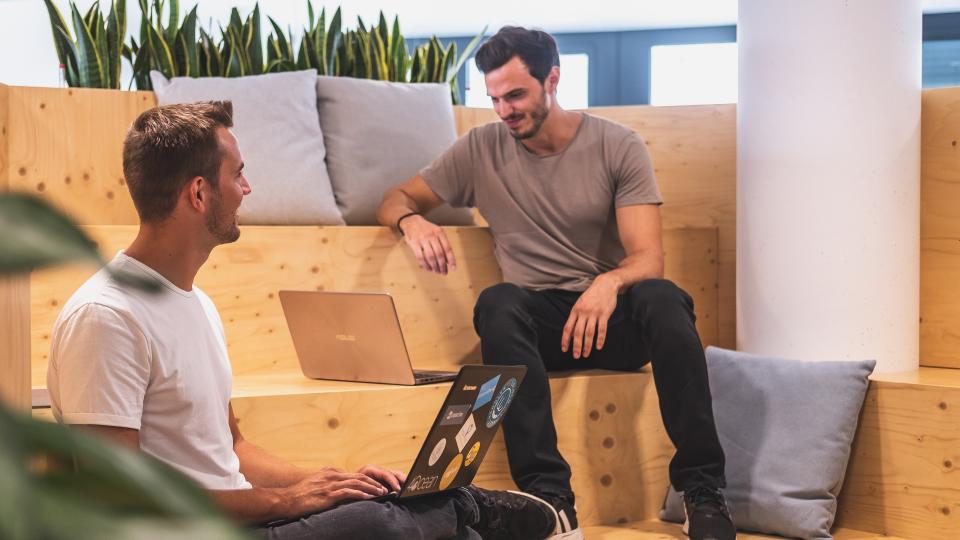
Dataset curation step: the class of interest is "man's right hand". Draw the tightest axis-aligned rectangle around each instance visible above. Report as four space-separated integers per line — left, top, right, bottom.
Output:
276 467 389 517
400 215 457 275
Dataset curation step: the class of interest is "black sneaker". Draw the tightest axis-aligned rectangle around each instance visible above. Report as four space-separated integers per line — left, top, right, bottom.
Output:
465 486 573 540
537 494 582 539
682 485 736 540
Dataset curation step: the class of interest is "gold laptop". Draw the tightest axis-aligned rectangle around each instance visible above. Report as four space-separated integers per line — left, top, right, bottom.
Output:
278 290 457 385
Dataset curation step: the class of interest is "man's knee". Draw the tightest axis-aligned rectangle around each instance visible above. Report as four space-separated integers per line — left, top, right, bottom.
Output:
473 283 529 324
326 501 408 539
629 279 693 312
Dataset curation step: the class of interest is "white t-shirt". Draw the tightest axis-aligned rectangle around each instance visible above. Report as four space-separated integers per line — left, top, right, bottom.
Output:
48 252 251 491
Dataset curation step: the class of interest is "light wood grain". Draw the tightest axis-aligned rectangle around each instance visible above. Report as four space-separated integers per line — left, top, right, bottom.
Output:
1 85 31 410
454 105 738 350
582 520 907 539
30 226 718 386
835 377 960 538
4 87 736 349
920 87 960 368
231 369 674 528
4 86 155 225
0 276 30 409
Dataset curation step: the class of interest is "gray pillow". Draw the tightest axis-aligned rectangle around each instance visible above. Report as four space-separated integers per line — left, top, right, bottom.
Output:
315 75 475 225
150 70 344 225
661 346 875 540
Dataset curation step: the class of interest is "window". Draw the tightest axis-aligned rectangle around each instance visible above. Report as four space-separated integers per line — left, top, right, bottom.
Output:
465 53 590 109
923 40 960 88
650 42 738 106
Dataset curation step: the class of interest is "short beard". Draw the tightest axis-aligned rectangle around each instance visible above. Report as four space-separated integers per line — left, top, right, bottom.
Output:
508 89 550 140
205 188 241 244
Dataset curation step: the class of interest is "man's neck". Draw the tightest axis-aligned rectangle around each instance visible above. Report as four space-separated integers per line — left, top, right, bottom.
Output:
123 223 213 291
519 106 583 156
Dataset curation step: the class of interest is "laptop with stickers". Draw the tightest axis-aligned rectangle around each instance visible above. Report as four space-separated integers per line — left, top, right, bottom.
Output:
278 290 457 385
388 364 527 500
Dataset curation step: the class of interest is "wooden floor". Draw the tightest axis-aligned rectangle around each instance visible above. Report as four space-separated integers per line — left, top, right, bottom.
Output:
582 520 906 539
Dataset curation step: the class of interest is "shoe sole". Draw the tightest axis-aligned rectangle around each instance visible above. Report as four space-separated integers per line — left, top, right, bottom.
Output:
504 490 584 540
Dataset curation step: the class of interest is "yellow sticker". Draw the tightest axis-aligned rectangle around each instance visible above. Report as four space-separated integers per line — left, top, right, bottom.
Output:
464 441 481 467
439 453 464 490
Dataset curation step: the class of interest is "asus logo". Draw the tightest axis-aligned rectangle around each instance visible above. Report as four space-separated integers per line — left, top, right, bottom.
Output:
335 334 357 342
463 385 478 391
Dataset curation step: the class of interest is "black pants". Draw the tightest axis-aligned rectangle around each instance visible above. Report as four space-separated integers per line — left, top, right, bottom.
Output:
473 279 726 507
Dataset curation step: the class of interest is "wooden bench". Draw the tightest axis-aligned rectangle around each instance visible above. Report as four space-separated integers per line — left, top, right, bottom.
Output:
7 83 960 537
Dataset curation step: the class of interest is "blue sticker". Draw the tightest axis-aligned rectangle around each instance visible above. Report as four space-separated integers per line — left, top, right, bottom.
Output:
486 378 518 428
473 374 501 409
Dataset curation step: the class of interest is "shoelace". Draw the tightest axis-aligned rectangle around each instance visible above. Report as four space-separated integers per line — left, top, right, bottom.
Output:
685 486 728 515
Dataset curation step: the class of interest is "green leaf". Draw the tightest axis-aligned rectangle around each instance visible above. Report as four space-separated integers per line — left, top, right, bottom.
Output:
53 26 81 87
448 26 488 83
182 6 199 77
325 7 342 75
70 2 105 88
249 3 263 74
267 16 291 60
166 0 180 45
43 0 73 67
106 0 127 89
146 22 176 78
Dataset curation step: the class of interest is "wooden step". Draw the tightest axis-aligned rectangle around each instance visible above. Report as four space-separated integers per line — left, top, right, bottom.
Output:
34 366 960 537
582 520 907 539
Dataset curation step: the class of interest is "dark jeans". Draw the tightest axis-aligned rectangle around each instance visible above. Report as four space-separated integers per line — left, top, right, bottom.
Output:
255 489 481 540
473 279 726 506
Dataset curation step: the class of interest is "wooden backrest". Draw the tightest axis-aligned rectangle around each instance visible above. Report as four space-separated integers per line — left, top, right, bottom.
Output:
30 225 719 386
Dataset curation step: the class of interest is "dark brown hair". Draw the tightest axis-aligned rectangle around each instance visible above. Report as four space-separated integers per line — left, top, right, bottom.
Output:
122 101 234 223
475 26 560 83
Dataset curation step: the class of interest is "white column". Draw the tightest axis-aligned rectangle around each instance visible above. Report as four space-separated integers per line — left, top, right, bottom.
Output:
737 0 921 372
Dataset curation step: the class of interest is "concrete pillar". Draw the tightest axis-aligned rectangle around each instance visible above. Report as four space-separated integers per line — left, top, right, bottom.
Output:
737 0 921 372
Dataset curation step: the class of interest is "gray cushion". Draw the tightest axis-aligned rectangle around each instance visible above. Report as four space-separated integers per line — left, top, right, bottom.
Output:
150 70 344 225
660 346 876 540
315 75 475 225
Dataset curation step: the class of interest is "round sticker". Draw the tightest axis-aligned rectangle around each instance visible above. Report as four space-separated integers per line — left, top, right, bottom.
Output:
486 377 518 428
439 453 464 490
464 441 481 467
428 438 447 467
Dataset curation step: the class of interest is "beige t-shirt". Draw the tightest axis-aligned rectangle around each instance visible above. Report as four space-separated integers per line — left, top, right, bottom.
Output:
421 113 662 291
48 252 251 491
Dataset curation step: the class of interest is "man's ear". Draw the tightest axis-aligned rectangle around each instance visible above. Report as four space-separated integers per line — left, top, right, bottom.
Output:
546 66 560 95
185 176 206 212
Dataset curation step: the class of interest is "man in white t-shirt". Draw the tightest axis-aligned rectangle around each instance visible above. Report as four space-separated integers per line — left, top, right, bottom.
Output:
47 101 564 540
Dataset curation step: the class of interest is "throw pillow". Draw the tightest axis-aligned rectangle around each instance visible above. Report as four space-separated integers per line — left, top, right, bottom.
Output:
315 75 475 225
660 346 876 539
150 70 344 225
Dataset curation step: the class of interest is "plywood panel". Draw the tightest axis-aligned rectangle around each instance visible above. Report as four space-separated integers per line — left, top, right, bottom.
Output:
454 105 737 350
30 226 717 387
5 86 155 225
230 370 674 528
920 87 960 368
0 276 30 409
836 376 960 538
1 85 31 410
582 521 905 539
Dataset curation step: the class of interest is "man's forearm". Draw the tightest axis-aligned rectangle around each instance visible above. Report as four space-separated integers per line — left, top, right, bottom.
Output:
209 486 289 525
235 439 311 488
600 251 665 292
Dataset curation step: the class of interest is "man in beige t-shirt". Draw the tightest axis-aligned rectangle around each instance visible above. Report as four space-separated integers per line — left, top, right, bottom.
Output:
378 27 734 540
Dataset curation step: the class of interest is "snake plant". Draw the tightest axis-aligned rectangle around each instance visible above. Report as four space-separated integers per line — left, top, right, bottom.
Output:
43 0 127 89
